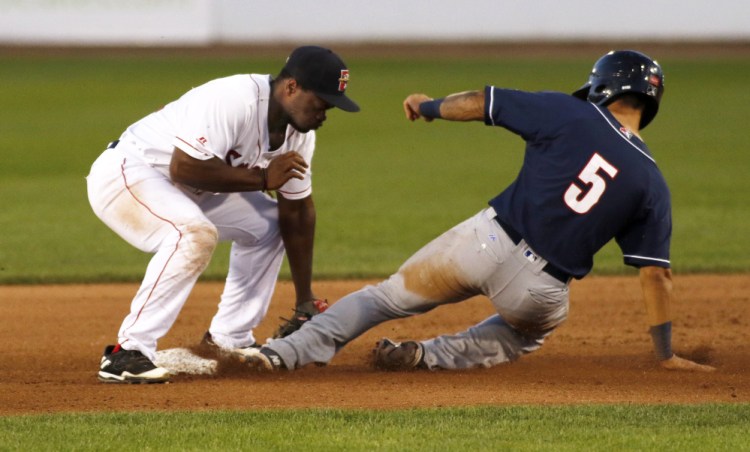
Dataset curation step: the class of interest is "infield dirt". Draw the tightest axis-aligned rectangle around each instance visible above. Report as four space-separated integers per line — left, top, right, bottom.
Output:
0 274 747 414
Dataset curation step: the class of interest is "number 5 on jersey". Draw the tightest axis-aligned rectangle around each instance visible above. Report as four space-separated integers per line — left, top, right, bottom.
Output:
564 153 619 214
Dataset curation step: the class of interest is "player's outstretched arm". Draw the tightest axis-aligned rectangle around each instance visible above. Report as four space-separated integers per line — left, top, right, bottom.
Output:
403 91 485 122
639 266 716 372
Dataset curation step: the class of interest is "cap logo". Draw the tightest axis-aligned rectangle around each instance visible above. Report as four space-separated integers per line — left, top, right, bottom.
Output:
338 69 349 92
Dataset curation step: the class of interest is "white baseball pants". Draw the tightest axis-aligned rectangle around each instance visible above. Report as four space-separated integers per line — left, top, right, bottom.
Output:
87 147 284 360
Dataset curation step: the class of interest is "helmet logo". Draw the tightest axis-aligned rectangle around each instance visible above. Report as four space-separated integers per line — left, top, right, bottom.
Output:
648 74 661 87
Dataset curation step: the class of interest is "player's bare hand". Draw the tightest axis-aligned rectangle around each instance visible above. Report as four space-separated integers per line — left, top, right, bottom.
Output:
659 354 716 372
266 152 308 190
403 93 434 122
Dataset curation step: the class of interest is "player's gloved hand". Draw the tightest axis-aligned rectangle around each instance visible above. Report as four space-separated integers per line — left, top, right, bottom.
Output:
659 354 716 372
272 299 329 339
265 152 308 190
403 93 434 122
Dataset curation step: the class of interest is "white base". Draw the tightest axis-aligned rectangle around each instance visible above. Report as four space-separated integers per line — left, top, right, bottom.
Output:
155 348 218 376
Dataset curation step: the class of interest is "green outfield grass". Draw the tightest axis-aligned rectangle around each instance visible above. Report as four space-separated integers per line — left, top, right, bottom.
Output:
0 54 748 283
2 405 749 451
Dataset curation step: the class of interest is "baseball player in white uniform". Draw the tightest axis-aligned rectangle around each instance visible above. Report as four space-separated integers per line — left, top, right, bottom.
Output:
87 46 359 383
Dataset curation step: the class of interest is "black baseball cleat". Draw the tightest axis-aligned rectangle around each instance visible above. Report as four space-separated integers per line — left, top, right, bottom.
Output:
245 347 286 371
372 338 426 371
98 344 171 384
200 331 260 361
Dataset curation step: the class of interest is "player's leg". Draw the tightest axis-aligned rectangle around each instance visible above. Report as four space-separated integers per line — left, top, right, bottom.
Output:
197 191 285 348
266 210 495 368
265 280 416 367
87 150 218 361
419 213 570 369
420 282 568 369
263 208 568 371
419 314 545 368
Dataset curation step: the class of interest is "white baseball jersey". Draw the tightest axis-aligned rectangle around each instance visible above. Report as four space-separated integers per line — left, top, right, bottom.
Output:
87 73 318 360
118 74 315 200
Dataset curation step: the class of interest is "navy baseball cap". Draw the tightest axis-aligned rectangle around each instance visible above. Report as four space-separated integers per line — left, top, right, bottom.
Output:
283 46 360 112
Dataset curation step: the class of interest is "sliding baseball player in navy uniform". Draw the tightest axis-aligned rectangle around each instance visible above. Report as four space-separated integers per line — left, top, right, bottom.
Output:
245 50 715 373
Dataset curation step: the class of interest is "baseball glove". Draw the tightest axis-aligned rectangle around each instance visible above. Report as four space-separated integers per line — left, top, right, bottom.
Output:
272 299 329 339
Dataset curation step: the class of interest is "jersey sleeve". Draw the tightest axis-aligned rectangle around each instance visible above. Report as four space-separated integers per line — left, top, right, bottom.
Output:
484 87 582 141
615 183 672 268
277 131 316 200
171 81 248 161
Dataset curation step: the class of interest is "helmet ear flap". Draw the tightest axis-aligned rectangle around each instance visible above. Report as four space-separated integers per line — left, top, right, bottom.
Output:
591 83 608 101
571 85 590 101
585 83 612 106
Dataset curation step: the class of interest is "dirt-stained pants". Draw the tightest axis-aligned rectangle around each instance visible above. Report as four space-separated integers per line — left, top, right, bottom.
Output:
87 146 284 360
269 207 569 370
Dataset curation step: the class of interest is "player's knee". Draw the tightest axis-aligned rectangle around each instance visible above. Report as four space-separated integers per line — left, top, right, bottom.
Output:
506 288 569 335
180 222 219 274
258 215 282 245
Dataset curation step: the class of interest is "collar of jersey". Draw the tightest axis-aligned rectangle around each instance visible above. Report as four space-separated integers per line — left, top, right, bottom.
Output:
592 104 655 164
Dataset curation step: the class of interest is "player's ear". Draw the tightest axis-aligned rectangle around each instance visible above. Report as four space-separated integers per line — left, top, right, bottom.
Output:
285 78 299 95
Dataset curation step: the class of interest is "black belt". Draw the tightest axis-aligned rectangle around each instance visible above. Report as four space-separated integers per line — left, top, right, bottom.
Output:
107 140 119 149
494 217 572 284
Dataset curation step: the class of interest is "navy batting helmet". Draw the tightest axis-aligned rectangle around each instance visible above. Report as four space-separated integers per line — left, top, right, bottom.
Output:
572 50 664 129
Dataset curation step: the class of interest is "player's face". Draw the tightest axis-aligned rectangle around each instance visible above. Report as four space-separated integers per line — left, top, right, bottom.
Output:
286 88 333 133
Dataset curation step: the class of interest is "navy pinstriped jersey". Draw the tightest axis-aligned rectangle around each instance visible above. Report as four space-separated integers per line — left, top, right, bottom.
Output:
484 86 672 279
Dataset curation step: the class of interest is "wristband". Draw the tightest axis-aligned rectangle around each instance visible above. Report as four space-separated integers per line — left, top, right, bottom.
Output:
649 321 673 361
418 98 444 119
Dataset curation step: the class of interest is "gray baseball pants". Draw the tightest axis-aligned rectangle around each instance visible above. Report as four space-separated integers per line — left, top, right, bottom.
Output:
268 207 570 370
